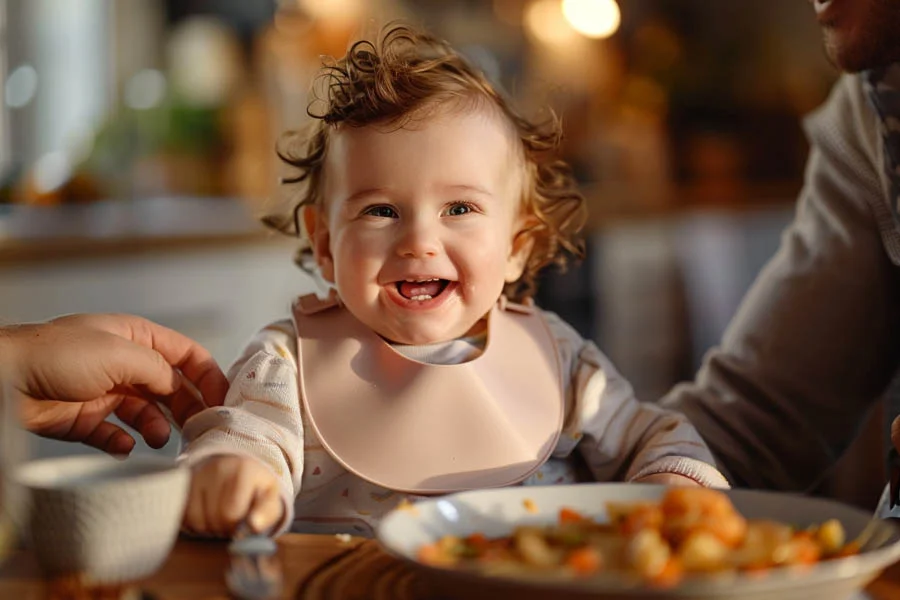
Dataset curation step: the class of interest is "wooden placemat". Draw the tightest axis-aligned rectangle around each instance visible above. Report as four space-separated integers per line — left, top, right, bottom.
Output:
289 541 592 600
293 540 434 600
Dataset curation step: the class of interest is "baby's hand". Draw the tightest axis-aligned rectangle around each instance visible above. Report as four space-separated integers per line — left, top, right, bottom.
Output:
183 455 284 538
633 473 701 487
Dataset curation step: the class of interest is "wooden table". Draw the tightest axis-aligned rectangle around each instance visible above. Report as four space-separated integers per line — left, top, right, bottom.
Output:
1 534 899 600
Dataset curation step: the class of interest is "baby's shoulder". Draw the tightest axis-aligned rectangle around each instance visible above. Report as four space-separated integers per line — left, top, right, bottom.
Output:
241 318 298 362
225 318 298 380
530 306 619 376
254 318 297 342
531 307 585 346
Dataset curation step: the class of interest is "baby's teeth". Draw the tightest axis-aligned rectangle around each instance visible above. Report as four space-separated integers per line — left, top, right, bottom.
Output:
410 294 433 301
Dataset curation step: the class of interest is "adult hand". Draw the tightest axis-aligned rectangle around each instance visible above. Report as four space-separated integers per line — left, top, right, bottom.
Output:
0 313 229 455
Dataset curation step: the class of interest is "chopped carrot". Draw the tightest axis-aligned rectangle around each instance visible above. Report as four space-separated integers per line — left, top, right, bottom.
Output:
566 547 603 575
620 505 663 536
833 541 861 558
559 507 586 524
523 498 538 513
466 533 489 551
790 532 821 565
418 543 450 565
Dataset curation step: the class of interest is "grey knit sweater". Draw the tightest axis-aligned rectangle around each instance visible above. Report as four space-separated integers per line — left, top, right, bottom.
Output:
661 73 900 492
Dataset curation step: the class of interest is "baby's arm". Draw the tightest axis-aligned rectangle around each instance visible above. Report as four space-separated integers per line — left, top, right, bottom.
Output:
179 321 304 537
543 312 729 488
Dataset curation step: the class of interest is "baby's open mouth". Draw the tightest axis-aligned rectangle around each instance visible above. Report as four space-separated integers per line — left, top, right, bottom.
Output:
395 278 450 301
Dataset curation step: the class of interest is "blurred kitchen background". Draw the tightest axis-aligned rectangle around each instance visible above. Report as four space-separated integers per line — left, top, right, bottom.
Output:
1 0 879 506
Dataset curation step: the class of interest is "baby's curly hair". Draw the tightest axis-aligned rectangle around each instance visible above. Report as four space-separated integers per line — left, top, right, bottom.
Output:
266 23 586 301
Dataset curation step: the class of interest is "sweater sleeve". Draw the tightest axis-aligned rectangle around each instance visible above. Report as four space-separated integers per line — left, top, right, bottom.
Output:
179 320 304 533
543 311 729 488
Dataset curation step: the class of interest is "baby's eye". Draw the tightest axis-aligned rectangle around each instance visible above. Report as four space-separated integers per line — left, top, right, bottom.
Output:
364 205 398 218
445 202 475 217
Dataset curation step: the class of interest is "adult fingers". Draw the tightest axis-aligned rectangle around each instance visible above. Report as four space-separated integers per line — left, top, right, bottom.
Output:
106 315 229 407
98 336 183 397
161 381 212 428
114 380 207 430
81 420 136 456
89 335 206 429
56 314 229 408
114 396 171 449
135 321 228 410
21 394 128 449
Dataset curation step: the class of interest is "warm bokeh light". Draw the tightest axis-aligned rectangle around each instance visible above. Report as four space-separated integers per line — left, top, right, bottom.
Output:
297 0 362 21
562 0 621 39
524 0 578 46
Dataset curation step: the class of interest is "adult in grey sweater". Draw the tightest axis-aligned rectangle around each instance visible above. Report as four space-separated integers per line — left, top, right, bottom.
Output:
661 0 900 492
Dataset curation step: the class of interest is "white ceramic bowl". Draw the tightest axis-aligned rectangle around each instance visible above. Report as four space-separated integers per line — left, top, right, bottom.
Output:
14 454 189 583
377 483 900 600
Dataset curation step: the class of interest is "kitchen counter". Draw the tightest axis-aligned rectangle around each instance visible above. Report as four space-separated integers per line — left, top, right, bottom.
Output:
0 196 292 265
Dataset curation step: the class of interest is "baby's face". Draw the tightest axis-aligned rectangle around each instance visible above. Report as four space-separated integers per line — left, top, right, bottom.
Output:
310 106 532 345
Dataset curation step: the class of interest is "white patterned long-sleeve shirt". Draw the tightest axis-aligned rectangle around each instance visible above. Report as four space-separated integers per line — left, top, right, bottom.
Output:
181 309 728 536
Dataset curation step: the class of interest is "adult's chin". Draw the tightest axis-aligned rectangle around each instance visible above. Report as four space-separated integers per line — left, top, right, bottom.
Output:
822 28 895 73
817 0 900 73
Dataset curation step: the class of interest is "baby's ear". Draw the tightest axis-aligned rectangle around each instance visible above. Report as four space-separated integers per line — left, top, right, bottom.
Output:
505 217 538 283
302 205 335 283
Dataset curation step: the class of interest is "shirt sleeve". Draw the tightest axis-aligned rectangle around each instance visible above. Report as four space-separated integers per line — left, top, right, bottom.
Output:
179 320 304 534
543 311 729 488
660 75 900 491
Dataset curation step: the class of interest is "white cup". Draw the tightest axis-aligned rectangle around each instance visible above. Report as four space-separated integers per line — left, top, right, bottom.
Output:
14 454 189 583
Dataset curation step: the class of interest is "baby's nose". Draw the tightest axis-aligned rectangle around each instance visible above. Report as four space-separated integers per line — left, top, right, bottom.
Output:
396 222 440 258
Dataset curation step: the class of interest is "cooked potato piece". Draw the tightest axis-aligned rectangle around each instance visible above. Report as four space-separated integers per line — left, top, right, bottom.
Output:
678 531 730 572
627 528 671 578
731 520 793 569
514 527 562 568
814 519 846 555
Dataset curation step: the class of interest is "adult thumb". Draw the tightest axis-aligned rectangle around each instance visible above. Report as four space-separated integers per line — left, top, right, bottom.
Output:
103 336 182 396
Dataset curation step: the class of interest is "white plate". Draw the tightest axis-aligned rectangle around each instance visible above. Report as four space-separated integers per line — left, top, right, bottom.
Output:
376 483 900 600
